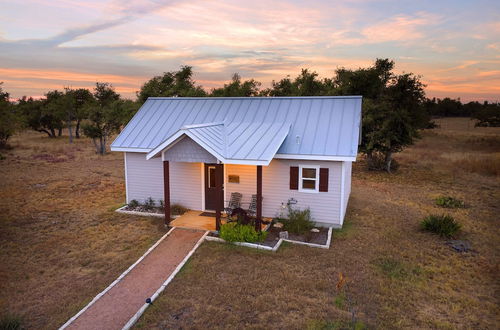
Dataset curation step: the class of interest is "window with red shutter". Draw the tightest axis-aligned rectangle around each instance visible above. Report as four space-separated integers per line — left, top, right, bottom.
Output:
319 168 329 192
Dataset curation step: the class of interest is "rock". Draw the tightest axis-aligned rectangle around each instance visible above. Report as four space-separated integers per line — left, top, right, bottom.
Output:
279 231 289 239
311 228 320 233
274 222 283 228
446 240 471 253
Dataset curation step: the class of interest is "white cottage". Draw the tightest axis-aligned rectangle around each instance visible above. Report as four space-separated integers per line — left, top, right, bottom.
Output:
111 96 362 229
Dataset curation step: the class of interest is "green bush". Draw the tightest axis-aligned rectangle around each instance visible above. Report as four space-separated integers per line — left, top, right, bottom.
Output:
435 196 465 208
421 214 461 238
171 203 189 215
283 206 315 234
220 223 267 243
0 314 22 330
128 199 139 208
143 197 156 211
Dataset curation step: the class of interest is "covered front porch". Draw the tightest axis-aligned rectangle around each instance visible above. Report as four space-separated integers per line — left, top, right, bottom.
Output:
170 210 270 232
146 121 290 232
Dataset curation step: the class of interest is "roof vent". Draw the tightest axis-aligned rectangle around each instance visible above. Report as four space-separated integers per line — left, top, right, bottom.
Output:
296 135 301 144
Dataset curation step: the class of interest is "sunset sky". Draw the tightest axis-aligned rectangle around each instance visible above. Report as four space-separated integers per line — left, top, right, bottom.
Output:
1 0 499 102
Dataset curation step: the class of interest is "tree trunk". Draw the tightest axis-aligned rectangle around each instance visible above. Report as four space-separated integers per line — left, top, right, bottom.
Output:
99 136 105 155
384 151 393 173
366 151 374 170
75 120 81 139
50 128 56 138
58 127 62 137
92 138 100 154
37 129 53 137
67 120 73 144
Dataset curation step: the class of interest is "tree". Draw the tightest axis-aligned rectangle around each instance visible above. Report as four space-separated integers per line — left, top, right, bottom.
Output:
82 83 124 154
267 69 329 96
0 83 18 148
472 102 500 127
334 58 428 172
210 73 261 97
137 66 206 103
18 91 65 138
70 88 94 139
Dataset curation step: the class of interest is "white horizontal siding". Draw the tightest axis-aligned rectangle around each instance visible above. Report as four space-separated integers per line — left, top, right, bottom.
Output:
226 159 342 226
341 161 352 224
125 152 202 210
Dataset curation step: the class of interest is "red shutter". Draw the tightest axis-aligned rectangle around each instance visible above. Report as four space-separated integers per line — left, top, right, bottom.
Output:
290 166 299 190
319 168 329 192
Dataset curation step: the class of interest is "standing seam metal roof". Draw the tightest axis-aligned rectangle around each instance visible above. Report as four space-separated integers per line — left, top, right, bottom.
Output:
111 96 362 159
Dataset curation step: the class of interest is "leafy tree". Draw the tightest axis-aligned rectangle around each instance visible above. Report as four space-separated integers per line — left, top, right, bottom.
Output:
335 59 428 172
472 102 500 127
210 73 261 96
82 83 125 154
0 83 18 148
266 69 329 96
68 88 94 139
18 91 65 138
137 66 206 103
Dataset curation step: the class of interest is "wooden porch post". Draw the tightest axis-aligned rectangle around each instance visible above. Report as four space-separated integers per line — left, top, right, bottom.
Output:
215 163 223 231
163 160 171 226
256 165 262 232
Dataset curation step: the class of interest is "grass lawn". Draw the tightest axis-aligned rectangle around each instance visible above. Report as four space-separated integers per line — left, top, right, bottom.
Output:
1 118 499 329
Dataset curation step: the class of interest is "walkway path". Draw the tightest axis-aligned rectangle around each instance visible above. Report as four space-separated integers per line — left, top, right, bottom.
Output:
61 228 207 330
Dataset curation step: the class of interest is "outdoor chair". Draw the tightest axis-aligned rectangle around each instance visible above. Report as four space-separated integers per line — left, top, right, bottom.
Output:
224 192 243 219
247 194 262 216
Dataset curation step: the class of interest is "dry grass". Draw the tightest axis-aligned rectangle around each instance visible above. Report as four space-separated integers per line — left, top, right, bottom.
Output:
0 118 499 329
0 131 167 329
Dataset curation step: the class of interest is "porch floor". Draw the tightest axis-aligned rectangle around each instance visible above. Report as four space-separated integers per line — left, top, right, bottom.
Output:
170 210 270 231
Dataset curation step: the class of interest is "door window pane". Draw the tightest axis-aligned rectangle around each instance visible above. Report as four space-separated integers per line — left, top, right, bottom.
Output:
208 167 216 188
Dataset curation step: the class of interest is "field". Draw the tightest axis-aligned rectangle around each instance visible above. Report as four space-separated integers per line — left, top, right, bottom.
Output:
0 118 499 329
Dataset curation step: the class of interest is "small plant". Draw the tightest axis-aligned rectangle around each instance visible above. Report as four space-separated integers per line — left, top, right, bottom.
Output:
219 223 267 243
282 206 315 234
171 203 189 215
435 196 465 208
159 199 164 208
143 197 156 211
421 214 461 238
0 314 22 330
128 199 139 208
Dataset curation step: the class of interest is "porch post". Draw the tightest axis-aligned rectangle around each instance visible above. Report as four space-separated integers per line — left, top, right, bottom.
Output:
215 163 223 231
163 160 171 226
256 165 262 232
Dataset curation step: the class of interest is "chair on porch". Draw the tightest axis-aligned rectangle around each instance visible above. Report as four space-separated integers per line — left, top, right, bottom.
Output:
247 194 262 217
224 192 243 220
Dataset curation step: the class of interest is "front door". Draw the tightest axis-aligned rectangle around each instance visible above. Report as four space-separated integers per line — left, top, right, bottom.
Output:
204 164 222 210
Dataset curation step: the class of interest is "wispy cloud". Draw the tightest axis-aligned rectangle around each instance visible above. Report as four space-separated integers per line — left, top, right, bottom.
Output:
0 0 499 102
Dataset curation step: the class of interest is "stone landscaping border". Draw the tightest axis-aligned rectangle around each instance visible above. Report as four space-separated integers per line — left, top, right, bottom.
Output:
115 205 181 219
59 227 177 330
205 227 332 252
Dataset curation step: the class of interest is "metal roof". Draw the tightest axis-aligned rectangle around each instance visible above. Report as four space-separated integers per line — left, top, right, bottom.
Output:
146 121 291 165
111 96 362 162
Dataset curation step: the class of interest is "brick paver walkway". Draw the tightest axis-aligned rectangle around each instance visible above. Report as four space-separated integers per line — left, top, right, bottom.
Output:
63 228 206 330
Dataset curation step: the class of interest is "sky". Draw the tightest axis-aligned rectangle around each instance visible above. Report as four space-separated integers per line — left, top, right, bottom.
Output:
0 0 499 102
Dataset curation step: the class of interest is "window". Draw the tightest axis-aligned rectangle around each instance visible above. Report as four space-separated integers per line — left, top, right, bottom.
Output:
299 165 319 193
208 166 216 188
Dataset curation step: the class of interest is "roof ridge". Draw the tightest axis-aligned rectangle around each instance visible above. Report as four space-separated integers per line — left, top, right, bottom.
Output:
181 122 224 129
149 96 362 100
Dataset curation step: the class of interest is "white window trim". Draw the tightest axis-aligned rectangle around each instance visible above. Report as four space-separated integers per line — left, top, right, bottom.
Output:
298 165 320 193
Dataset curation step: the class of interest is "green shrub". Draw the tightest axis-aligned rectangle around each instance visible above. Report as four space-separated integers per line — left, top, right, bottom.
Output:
0 314 22 330
283 206 315 234
143 197 155 211
171 203 188 215
421 214 461 238
220 223 267 243
435 196 465 208
128 199 139 208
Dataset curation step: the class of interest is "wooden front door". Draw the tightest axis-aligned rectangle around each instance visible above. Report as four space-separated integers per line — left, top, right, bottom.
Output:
204 164 222 210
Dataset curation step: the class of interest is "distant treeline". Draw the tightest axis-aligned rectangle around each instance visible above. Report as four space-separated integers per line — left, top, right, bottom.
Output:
1 58 499 168
424 97 499 120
